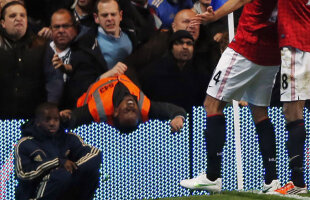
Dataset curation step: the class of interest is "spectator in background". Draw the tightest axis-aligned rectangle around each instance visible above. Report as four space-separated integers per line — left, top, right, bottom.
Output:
139 30 209 112
15 102 102 200
61 0 137 109
72 0 96 28
123 9 220 85
44 9 78 105
119 0 159 45
0 1 47 119
148 0 193 29
123 9 199 75
93 0 136 69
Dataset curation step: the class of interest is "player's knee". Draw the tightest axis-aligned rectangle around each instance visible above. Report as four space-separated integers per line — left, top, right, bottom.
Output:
251 106 268 124
283 103 304 122
204 96 224 115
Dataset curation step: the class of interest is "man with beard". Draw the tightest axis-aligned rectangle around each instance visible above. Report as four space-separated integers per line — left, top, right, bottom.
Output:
139 30 208 113
123 9 220 86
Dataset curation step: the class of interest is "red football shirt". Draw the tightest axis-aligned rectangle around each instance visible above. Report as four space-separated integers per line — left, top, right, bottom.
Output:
278 0 310 52
228 0 281 66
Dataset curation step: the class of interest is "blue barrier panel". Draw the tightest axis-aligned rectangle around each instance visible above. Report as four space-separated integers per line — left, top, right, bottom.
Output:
0 107 309 199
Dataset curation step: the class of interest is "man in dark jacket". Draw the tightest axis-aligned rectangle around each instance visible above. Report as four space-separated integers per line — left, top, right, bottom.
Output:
44 8 78 105
0 1 47 119
139 30 209 112
15 102 102 200
123 9 220 84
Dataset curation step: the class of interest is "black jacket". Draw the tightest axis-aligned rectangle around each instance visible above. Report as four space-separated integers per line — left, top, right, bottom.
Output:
139 52 209 112
15 120 101 199
0 28 47 119
123 28 221 85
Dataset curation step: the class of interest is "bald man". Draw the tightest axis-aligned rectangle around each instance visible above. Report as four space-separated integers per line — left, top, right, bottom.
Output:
123 8 220 84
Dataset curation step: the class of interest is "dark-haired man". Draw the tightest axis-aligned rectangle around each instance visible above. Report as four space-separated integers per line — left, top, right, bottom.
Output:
139 30 209 112
123 9 220 84
44 9 78 104
73 0 96 28
15 102 102 200
0 1 46 119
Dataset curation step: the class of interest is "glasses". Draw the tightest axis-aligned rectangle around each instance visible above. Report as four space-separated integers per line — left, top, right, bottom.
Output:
51 24 74 30
174 40 194 46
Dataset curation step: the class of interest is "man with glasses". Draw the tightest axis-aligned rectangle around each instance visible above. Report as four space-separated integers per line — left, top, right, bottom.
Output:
44 8 78 105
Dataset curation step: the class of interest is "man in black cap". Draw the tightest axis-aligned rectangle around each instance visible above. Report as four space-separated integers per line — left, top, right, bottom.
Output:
139 30 210 112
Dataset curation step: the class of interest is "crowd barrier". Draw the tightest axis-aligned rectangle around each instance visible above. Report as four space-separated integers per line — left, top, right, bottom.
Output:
0 106 309 199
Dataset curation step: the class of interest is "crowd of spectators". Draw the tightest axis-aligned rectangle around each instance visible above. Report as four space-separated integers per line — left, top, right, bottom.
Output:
0 0 243 121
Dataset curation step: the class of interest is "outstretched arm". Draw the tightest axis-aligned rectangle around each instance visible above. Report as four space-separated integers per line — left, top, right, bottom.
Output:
60 105 93 129
148 102 187 132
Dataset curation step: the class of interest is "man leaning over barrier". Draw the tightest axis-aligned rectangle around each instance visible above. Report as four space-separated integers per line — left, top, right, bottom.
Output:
60 65 187 133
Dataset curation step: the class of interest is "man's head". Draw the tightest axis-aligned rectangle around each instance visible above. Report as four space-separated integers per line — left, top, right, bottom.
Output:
94 0 122 37
35 103 60 135
170 30 194 63
113 95 141 133
51 9 77 51
172 9 199 41
0 1 27 41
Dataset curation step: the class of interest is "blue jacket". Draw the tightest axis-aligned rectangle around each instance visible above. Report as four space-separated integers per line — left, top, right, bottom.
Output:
14 121 102 199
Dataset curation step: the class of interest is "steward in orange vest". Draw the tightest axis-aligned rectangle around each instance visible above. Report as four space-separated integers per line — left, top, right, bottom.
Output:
77 75 151 125
62 75 186 133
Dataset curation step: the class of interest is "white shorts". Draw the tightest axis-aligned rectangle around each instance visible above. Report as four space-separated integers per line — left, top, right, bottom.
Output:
207 47 279 106
280 47 310 101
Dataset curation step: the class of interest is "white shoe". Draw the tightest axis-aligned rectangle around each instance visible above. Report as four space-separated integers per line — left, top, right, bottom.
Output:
180 172 222 193
262 180 281 194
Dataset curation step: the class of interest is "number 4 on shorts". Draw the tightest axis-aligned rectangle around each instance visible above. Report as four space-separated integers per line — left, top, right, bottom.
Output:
213 71 222 85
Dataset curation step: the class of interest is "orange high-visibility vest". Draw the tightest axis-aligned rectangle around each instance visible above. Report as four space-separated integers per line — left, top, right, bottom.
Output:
77 75 151 125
